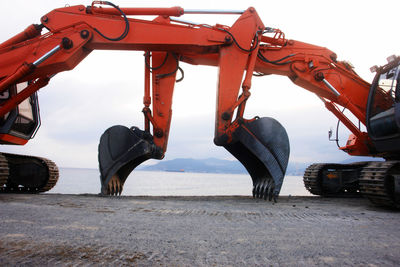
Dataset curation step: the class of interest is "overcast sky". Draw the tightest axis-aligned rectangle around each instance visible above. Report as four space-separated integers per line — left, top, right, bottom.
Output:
1 0 399 168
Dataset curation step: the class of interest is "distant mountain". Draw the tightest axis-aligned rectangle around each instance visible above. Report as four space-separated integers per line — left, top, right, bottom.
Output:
139 158 246 174
339 156 384 164
138 158 310 175
286 162 310 176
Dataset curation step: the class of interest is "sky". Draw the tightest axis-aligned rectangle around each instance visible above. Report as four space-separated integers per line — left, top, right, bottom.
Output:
1 0 399 168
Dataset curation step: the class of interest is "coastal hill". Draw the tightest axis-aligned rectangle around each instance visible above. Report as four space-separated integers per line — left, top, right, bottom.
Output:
138 158 309 175
139 158 246 174
138 156 382 175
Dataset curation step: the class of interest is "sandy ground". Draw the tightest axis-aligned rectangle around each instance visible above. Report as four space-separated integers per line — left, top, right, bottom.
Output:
0 194 399 266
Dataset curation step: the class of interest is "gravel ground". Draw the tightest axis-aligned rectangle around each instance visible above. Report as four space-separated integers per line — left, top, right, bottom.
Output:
0 194 399 266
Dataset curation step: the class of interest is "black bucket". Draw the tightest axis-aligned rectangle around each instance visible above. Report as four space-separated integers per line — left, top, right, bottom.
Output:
98 125 162 195
223 117 290 201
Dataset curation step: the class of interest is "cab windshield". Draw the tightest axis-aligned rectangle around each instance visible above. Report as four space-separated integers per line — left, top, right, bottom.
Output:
371 64 400 117
368 62 400 138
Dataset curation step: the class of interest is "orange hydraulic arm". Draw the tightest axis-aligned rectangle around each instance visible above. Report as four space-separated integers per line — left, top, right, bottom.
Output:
181 29 374 156
255 32 372 155
0 2 375 158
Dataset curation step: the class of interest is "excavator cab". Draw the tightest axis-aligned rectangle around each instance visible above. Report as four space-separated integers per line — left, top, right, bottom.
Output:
367 56 400 154
0 82 40 145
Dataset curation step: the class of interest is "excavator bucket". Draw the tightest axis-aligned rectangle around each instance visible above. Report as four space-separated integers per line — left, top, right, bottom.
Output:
223 117 290 201
98 125 162 195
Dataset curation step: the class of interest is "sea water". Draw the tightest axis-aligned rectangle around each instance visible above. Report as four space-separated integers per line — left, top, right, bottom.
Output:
49 168 312 196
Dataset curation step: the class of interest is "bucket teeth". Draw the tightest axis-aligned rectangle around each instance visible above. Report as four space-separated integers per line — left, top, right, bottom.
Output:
253 178 276 202
107 174 123 196
256 182 261 198
262 181 269 200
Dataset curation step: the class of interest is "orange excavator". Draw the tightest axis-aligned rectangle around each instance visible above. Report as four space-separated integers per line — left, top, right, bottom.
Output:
0 2 399 207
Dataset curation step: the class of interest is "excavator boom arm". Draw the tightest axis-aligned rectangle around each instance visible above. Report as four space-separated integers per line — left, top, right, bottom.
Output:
255 34 373 155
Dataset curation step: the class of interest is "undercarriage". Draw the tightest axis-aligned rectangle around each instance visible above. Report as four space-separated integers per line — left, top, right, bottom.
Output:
0 153 58 193
304 161 400 208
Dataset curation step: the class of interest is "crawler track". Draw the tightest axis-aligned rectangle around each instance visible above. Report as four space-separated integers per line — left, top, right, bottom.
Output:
37 157 59 193
359 161 399 208
0 154 9 189
0 153 59 193
303 164 324 195
303 162 365 197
